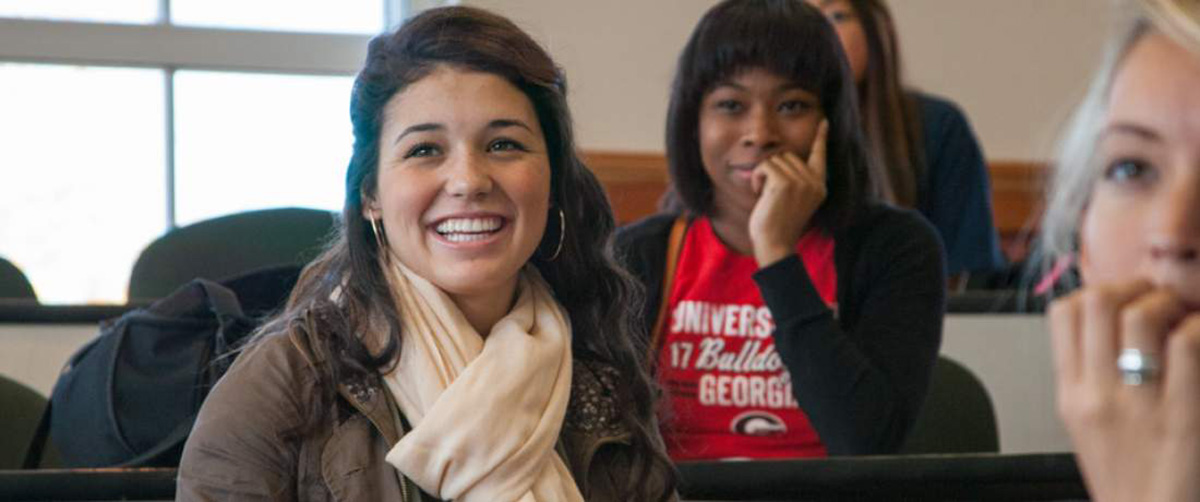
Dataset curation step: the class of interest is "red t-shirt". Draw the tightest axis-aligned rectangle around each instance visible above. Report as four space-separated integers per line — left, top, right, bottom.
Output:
657 217 837 461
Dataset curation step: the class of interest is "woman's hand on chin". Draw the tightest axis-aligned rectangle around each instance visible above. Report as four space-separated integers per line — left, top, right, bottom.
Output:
1050 280 1200 502
748 120 828 267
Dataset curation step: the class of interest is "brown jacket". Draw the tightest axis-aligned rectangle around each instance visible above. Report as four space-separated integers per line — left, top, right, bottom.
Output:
177 328 675 501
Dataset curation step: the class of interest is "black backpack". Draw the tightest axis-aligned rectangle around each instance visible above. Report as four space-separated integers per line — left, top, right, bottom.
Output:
24 266 300 468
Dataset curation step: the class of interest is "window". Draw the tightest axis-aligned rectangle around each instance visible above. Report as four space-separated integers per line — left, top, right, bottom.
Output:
0 0 157 24
0 1 405 304
0 64 165 304
173 71 353 226
172 0 382 34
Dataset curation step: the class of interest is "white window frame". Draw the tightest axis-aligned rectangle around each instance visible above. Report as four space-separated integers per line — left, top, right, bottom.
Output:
0 0 409 227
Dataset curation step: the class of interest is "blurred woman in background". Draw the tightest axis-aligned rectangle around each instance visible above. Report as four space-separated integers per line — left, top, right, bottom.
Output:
811 0 1006 282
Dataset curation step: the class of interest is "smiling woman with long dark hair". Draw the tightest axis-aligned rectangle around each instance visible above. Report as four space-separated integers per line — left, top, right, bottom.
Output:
175 6 676 501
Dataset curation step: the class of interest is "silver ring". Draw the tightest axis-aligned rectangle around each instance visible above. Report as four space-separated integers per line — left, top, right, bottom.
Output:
1117 348 1161 386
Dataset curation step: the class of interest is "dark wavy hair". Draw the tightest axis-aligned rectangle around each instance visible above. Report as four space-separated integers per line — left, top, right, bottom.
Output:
665 0 877 231
256 6 675 498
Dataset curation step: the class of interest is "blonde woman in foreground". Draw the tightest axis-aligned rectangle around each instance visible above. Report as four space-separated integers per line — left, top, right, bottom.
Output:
1043 0 1200 500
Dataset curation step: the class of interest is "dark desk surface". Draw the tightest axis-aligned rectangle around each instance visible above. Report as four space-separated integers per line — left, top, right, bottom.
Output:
0 467 176 501
0 302 140 324
0 453 1086 501
0 290 1046 325
677 453 1085 501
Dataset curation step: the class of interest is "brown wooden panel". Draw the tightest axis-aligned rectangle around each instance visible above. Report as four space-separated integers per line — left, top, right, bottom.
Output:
989 161 1047 261
990 161 1046 235
581 151 668 225
582 151 1049 261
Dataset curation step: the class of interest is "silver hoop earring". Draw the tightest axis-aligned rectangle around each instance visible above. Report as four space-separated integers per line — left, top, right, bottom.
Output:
369 218 388 260
547 208 565 262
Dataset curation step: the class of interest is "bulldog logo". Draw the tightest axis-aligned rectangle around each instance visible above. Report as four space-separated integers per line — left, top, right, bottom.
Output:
730 411 787 436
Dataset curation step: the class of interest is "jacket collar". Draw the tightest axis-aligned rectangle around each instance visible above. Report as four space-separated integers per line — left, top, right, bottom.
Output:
289 326 402 445
338 378 401 445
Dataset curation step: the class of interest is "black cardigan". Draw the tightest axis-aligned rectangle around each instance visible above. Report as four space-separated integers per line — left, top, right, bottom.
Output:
616 203 946 455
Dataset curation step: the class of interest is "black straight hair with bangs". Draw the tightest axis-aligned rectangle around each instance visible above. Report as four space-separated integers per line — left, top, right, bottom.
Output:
666 0 877 231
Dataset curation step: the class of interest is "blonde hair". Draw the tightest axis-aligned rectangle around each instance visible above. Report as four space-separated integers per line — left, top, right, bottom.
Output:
1143 0 1200 46
1040 0 1200 287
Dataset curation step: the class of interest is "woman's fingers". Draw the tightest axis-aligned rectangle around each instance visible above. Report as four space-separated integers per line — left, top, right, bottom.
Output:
1159 315 1200 502
1119 289 1185 352
779 152 817 187
759 120 828 190
752 155 784 196
1118 289 1187 402
1080 281 1154 386
746 120 828 264
807 119 828 178
757 153 809 197
1054 285 1200 502
751 166 767 196
1049 293 1083 386
1163 315 1200 422
767 152 825 197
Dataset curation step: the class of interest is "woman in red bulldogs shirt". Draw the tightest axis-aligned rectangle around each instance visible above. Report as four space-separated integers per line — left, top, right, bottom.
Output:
618 0 945 459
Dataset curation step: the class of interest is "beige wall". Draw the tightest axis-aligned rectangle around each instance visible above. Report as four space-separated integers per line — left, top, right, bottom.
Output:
463 0 1117 161
463 0 714 152
893 0 1115 160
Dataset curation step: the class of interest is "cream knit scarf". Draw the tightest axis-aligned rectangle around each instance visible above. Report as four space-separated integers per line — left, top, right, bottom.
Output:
380 259 583 502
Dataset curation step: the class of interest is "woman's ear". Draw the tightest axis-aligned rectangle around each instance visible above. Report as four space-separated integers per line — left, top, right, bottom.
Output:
361 194 380 221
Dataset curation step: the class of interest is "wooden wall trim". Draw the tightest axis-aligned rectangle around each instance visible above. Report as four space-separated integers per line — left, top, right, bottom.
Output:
582 151 668 183
580 151 670 224
988 160 1047 237
582 150 1048 260
990 161 1047 192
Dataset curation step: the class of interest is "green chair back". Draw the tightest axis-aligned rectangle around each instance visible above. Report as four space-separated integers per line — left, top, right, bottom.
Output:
900 355 1001 454
0 374 61 468
0 257 36 301
128 207 336 301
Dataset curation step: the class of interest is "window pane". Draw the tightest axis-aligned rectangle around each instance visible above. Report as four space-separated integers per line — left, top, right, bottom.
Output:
0 64 165 304
0 0 158 24
171 0 383 34
173 71 352 227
